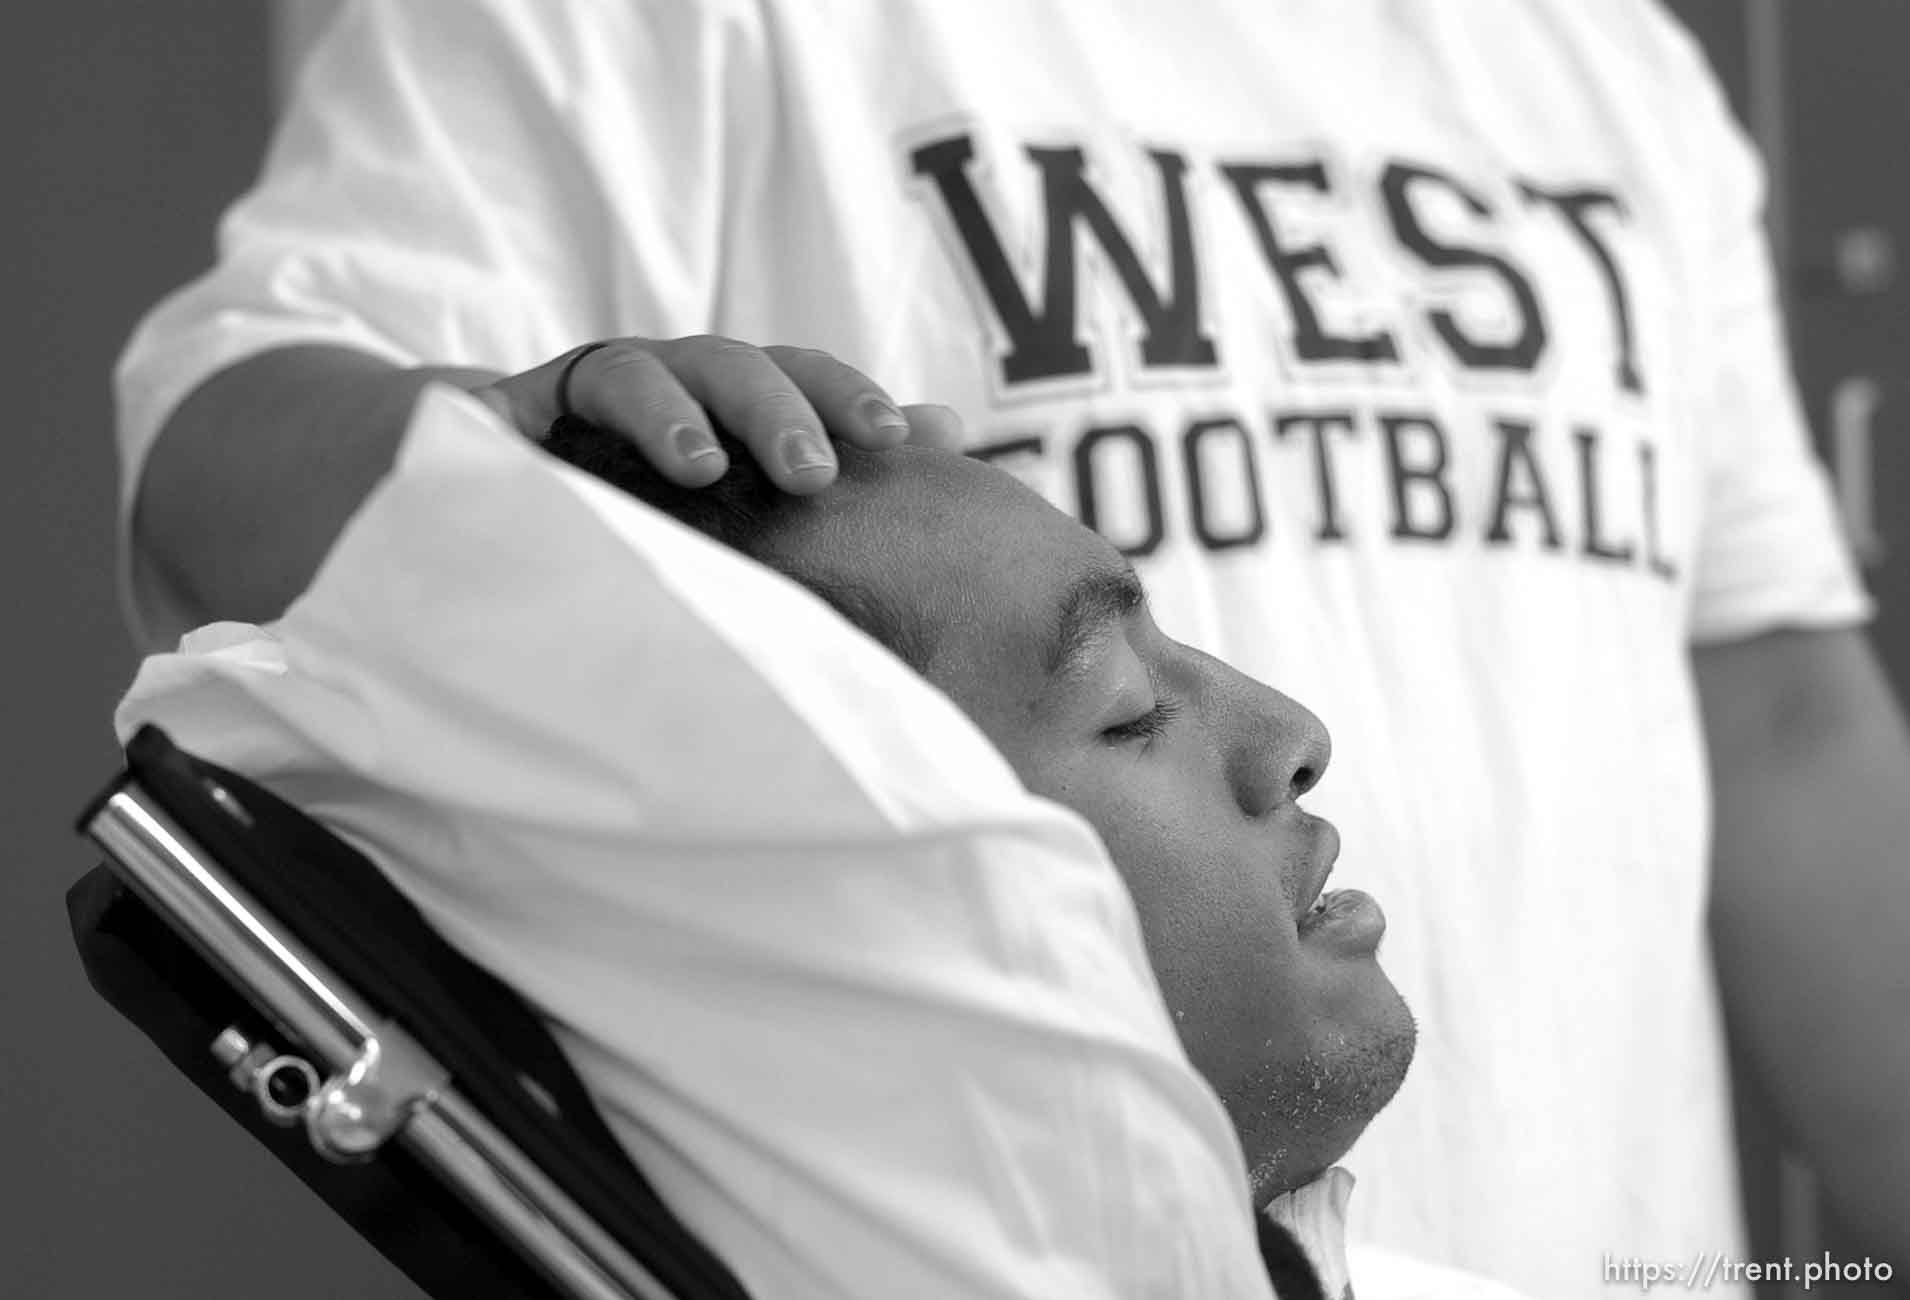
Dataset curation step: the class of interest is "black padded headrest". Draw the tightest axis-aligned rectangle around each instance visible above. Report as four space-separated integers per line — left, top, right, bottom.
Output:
70 724 750 1300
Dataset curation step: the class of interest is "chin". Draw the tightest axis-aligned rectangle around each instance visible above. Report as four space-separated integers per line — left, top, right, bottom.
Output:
1238 990 1418 1206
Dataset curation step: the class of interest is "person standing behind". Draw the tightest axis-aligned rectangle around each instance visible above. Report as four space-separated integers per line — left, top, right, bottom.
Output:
116 3 1910 1297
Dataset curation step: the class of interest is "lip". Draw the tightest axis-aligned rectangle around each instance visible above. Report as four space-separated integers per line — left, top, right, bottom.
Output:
1299 888 1387 953
1290 818 1342 925
1288 817 1387 954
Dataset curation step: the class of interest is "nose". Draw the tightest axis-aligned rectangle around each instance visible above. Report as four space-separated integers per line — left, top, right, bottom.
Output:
1217 663 1332 817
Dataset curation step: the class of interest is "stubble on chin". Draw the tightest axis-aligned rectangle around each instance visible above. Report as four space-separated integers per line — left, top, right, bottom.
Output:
1237 999 1419 1206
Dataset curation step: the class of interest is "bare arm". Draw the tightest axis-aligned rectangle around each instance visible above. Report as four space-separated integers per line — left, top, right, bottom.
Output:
129 340 961 647
1698 625 1910 1250
132 345 500 641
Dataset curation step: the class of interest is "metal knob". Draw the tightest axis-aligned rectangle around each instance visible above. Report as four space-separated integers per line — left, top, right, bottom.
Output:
304 1031 445 1163
210 1026 321 1126
307 1065 409 1161
214 1023 447 1163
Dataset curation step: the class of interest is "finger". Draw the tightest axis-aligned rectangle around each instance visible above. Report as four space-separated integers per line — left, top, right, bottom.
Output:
899 403 966 452
542 341 730 485
761 345 913 450
652 336 838 493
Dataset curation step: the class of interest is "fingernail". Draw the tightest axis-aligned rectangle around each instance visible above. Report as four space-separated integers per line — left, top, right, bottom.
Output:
672 423 722 463
780 428 835 475
857 396 911 440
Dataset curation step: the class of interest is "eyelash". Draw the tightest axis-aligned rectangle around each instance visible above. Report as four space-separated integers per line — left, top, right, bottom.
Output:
1103 697 1182 744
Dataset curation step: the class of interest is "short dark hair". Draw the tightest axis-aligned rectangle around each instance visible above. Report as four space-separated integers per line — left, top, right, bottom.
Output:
541 415 937 672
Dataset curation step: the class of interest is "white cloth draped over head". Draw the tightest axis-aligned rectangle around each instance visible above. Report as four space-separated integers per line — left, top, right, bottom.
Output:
115 386 1274 1299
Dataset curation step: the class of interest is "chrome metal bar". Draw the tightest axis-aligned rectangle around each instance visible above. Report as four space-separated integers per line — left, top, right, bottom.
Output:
84 782 679 1300
409 1103 675 1300
89 787 372 1066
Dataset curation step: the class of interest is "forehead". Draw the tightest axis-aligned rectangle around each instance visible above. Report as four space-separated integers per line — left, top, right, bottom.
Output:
793 449 1123 702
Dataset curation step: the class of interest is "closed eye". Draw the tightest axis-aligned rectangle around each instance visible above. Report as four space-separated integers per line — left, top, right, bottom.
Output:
1103 697 1182 744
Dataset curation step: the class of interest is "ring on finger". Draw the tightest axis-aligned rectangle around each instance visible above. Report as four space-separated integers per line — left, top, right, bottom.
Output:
555 341 614 421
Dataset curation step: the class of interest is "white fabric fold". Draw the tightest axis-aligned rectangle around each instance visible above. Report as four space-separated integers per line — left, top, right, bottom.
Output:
1268 1167 1357 1300
115 385 1273 1300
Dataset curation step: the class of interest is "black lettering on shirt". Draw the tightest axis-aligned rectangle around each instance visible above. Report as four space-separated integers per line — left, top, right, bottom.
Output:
1222 161 1400 365
1485 418 1564 550
1381 162 1548 374
1182 416 1266 551
911 134 1217 386
1379 412 1457 541
1076 423 1166 556
1521 183 1643 395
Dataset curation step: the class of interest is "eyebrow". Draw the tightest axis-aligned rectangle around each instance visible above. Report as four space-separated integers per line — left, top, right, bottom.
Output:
1042 565 1148 681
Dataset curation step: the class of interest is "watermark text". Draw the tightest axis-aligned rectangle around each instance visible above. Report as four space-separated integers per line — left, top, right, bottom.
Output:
1603 1252 1895 1292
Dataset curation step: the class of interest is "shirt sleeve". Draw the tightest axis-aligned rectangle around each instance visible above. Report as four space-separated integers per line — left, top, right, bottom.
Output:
111 0 768 533
112 0 774 650
1677 23 1873 645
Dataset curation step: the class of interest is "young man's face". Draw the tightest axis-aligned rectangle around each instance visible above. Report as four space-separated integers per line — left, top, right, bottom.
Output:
770 448 1415 1200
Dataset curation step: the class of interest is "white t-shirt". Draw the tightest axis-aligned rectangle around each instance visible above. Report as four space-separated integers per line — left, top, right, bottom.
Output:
115 386 1277 1300
116 4 1872 1296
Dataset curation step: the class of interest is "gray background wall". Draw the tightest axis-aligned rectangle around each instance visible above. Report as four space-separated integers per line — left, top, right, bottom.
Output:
0 2 417 1294
2 4 1901 1297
